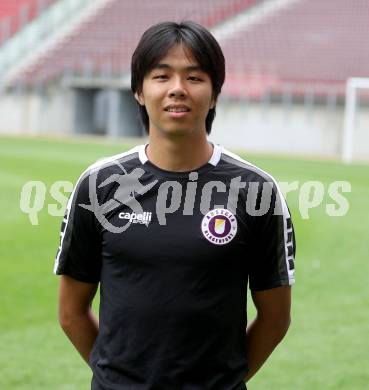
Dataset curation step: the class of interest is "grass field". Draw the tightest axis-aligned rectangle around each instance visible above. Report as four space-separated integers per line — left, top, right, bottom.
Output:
1 135 368 389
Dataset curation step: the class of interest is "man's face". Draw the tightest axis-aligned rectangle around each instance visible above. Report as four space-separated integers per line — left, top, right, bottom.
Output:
136 44 215 137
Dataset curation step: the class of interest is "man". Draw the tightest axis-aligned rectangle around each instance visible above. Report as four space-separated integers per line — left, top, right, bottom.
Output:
54 21 295 390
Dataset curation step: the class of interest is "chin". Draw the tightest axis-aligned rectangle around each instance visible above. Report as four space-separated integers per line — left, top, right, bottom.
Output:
161 125 196 136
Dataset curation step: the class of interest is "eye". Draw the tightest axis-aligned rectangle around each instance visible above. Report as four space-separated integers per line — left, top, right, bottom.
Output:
153 75 168 80
188 76 202 81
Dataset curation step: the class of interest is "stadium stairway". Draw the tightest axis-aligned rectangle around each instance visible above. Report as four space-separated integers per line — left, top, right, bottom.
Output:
0 0 91 87
1 0 258 88
0 0 55 43
2 0 368 100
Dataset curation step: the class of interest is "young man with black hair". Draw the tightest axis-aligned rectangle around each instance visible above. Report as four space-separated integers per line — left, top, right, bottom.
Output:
55 21 295 390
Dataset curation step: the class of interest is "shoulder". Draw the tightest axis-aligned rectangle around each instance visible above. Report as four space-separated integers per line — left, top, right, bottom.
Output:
67 145 143 205
218 146 291 217
219 146 280 186
78 145 142 185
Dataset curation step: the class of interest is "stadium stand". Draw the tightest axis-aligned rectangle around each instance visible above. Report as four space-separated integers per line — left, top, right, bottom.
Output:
0 0 55 42
1 0 368 160
220 0 369 97
8 0 257 85
3 0 369 100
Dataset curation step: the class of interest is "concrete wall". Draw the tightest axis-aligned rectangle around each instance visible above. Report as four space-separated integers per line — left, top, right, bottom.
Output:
211 99 369 160
0 86 73 135
1 87 368 161
0 86 144 137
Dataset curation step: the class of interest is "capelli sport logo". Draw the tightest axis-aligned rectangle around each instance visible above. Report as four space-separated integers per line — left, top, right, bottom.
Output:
201 208 238 245
119 211 153 226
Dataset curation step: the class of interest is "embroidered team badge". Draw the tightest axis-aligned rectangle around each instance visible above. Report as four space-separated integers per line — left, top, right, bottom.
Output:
201 208 238 245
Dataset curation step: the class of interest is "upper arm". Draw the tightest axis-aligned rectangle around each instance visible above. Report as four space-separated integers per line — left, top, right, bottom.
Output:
249 181 296 291
251 285 291 328
58 275 98 321
54 172 102 283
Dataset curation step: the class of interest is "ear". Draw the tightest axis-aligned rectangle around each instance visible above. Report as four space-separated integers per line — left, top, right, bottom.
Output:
134 91 145 106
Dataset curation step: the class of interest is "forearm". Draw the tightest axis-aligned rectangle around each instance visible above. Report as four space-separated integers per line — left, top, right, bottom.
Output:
244 315 290 382
60 308 99 364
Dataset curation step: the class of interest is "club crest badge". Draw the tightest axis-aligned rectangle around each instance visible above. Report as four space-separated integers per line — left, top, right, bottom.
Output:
201 208 238 245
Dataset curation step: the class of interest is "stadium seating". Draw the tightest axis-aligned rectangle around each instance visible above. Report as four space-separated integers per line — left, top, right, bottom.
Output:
7 0 369 98
0 0 55 41
221 0 369 97
12 0 257 85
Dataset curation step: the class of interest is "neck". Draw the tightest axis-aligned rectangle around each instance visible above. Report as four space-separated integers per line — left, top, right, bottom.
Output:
146 132 213 172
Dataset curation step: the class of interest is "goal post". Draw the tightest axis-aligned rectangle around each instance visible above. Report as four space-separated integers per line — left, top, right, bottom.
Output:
342 77 369 164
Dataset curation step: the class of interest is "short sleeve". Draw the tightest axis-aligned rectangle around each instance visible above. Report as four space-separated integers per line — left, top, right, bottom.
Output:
53 171 102 283
248 181 296 291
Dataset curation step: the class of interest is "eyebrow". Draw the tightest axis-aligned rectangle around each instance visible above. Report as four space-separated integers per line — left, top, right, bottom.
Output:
152 63 203 72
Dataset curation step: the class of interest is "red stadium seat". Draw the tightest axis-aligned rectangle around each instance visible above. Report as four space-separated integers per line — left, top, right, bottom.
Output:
11 0 256 85
221 0 369 97
0 0 55 40
8 0 369 98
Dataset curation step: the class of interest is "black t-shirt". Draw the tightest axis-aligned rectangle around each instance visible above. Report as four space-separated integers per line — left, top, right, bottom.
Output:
54 144 296 390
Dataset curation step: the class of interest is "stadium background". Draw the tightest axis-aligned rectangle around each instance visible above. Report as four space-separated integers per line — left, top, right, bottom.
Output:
0 0 368 388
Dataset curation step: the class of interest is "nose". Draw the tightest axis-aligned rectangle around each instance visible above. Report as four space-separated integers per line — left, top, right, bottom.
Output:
168 77 187 98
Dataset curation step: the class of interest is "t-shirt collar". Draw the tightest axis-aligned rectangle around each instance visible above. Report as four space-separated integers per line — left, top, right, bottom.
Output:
138 143 222 167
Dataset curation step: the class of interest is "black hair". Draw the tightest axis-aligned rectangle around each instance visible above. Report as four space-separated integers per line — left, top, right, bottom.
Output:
131 21 225 135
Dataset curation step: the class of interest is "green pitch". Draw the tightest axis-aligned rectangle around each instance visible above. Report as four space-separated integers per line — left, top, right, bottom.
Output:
0 136 368 389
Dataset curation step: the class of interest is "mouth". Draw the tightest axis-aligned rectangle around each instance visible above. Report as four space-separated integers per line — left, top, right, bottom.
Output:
164 105 190 118
164 105 191 113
